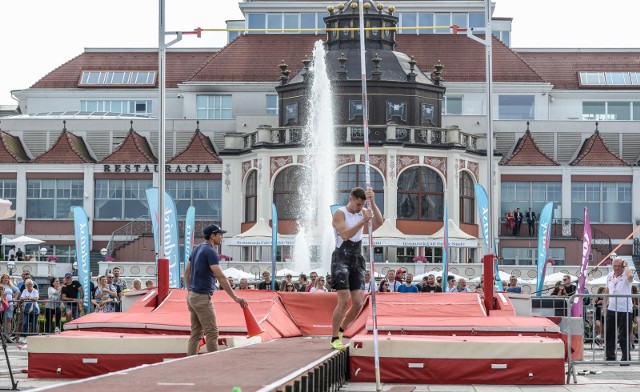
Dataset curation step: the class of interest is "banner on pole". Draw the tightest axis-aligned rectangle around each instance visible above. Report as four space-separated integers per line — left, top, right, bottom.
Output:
145 188 180 288
72 206 92 312
183 206 196 288
536 202 554 296
572 207 591 316
441 200 449 292
271 203 278 291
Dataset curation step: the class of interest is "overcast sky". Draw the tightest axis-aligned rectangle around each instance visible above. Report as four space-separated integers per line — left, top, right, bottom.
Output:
0 0 637 106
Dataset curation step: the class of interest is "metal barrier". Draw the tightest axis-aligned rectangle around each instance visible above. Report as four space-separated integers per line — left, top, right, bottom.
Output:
567 293 640 383
0 298 120 343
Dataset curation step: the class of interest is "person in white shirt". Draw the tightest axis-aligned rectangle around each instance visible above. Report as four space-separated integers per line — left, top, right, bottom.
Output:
363 270 374 293
604 257 635 363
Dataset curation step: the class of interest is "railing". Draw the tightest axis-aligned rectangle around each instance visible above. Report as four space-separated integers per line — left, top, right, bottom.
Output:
498 217 612 255
230 124 480 151
106 215 222 258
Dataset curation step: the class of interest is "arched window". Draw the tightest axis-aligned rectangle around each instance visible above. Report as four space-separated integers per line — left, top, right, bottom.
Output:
273 166 309 220
335 164 385 215
397 166 443 221
460 171 475 224
244 170 257 222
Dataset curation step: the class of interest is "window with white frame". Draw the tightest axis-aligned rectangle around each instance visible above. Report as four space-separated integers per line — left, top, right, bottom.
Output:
501 182 561 219
442 96 462 115
501 247 565 266
94 179 152 219
81 100 152 115
498 95 535 120
0 179 17 214
571 182 631 223
266 94 278 115
247 12 323 35
166 179 221 221
27 179 83 219
196 95 232 119
582 101 637 120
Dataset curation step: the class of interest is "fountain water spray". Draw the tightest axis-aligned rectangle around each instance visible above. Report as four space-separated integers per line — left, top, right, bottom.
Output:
293 41 337 277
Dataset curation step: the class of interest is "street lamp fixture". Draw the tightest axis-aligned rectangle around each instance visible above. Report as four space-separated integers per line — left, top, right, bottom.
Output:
39 247 47 261
7 259 15 276
100 248 108 257
72 261 78 275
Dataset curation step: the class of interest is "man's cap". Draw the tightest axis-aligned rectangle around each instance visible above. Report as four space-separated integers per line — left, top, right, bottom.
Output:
64 273 72 278
203 224 227 237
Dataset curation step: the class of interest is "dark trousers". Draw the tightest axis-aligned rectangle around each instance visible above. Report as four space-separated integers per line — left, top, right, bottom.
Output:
45 307 62 333
527 221 535 236
605 309 632 361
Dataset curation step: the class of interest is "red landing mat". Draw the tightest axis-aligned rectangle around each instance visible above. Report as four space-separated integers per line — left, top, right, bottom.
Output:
349 334 565 385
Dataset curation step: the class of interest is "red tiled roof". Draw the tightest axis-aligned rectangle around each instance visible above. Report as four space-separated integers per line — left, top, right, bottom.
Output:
101 130 156 164
30 35 545 88
500 130 559 166
570 130 629 166
0 131 30 163
168 129 222 164
190 34 545 83
30 50 217 89
517 51 640 89
32 130 96 164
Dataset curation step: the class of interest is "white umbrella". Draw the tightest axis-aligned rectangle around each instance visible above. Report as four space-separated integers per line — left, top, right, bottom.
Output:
276 268 300 278
222 267 254 280
3 235 44 246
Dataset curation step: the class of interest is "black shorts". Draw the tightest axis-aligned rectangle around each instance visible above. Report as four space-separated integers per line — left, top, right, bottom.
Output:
330 240 365 291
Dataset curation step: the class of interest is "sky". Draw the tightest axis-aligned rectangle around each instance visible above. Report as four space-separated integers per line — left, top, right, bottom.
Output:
0 0 637 106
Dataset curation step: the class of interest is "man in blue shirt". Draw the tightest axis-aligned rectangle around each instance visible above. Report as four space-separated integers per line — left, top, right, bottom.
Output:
184 224 247 356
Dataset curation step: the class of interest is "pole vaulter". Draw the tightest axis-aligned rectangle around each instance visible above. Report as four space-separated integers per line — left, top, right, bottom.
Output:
357 1 381 390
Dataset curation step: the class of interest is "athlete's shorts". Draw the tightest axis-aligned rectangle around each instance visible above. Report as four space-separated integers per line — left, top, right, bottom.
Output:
330 240 365 291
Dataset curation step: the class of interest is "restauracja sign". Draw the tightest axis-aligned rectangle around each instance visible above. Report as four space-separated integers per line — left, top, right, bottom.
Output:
103 164 214 173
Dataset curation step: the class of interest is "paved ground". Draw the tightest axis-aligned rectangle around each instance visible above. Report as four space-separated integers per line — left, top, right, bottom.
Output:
0 339 638 391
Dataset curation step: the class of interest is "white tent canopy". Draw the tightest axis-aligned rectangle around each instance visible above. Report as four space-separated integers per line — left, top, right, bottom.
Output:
525 272 572 286
470 270 513 283
413 270 464 282
225 218 295 246
361 219 408 246
426 219 478 247
222 267 255 280
275 268 300 277
3 235 44 247
588 274 640 285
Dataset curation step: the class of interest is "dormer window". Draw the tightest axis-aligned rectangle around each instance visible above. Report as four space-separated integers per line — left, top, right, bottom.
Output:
579 71 640 87
79 71 156 86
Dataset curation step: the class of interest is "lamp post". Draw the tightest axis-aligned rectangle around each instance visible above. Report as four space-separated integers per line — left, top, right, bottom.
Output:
7 259 15 276
72 261 78 275
39 247 47 262
101 248 108 260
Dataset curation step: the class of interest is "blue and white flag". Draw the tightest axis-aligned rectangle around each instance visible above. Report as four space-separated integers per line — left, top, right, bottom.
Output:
183 206 196 288
474 184 503 290
145 188 180 288
441 201 449 292
474 184 490 255
271 203 278 291
536 202 554 296
72 206 91 313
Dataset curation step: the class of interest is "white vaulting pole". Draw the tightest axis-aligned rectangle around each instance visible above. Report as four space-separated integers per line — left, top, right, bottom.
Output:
357 1 381 390
158 0 167 260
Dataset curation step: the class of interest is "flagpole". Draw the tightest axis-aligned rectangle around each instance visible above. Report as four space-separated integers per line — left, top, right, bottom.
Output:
357 1 381 390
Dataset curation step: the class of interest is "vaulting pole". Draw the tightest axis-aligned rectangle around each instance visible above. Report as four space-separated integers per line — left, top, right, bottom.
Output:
357 1 381 390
